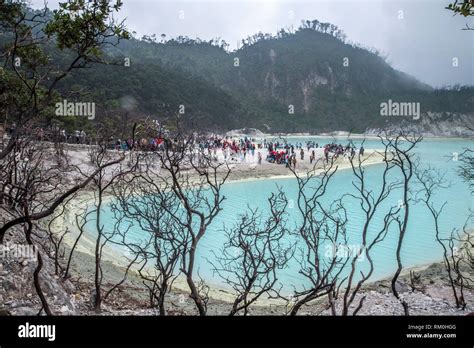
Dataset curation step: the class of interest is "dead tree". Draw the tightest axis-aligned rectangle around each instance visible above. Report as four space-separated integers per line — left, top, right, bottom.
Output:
110 162 188 315
209 189 294 316
0 0 130 243
134 122 230 316
0 140 125 243
415 167 473 309
164 136 229 315
0 131 128 314
383 131 423 316
35 202 72 276
23 211 51 316
450 221 474 308
457 148 473 193
331 137 403 316
82 144 139 312
287 132 421 316
287 156 351 315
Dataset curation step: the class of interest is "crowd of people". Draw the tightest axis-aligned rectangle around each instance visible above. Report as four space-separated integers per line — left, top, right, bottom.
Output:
322 142 364 163
1 125 367 169
265 140 365 168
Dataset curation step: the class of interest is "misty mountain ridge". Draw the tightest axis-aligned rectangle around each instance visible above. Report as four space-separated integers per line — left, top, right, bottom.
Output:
50 18 474 133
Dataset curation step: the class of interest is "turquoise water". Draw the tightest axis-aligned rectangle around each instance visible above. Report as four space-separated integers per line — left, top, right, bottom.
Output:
92 137 473 291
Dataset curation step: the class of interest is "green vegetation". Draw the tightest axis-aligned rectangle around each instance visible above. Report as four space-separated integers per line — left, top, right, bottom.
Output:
64 19 473 133
447 0 474 17
2 5 473 134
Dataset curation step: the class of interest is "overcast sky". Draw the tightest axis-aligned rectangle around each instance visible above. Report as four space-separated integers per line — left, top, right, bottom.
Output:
30 0 474 87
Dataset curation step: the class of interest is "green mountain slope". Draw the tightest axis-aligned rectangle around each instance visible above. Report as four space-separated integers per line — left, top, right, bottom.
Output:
91 22 471 133
20 15 471 133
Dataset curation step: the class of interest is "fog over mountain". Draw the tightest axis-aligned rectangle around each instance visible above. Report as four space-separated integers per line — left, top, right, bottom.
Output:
31 0 474 88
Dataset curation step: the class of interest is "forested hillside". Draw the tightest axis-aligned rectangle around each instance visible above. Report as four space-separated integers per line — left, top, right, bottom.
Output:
4 9 473 134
